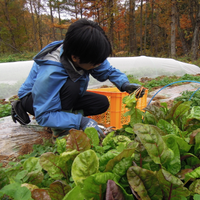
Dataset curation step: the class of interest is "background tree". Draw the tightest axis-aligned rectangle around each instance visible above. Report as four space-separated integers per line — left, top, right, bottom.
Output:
0 0 199 60
171 0 176 58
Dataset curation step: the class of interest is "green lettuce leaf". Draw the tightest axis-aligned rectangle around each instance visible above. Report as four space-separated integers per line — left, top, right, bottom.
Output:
162 135 181 175
0 182 32 200
56 138 66 154
104 148 135 172
84 127 100 146
112 157 133 182
189 179 200 195
187 106 200 120
81 172 115 200
63 185 84 200
72 149 99 186
185 166 200 182
99 150 119 172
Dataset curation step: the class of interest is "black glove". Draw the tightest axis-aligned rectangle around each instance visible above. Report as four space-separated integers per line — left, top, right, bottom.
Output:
11 100 30 125
121 82 145 98
80 117 105 138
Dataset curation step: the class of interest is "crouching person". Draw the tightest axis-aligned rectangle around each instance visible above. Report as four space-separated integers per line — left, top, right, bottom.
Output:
11 19 144 139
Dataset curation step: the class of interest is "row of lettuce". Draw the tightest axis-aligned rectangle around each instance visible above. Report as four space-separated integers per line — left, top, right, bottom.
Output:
1 90 200 199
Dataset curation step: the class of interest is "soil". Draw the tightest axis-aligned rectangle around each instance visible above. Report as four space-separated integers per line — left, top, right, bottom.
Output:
0 126 53 166
17 127 53 156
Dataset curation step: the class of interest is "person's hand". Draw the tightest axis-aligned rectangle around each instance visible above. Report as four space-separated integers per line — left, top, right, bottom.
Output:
80 117 105 138
122 82 145 98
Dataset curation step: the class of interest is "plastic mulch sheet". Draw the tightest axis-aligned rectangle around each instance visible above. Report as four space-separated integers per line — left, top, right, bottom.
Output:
0 116 52 160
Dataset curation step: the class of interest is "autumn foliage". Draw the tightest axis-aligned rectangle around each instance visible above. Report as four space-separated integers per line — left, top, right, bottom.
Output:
0 0 199 59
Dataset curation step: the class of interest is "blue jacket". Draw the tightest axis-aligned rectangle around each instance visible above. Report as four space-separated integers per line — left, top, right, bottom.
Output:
18 41 129 130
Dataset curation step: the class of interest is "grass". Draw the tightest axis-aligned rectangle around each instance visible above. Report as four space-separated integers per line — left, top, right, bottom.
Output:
0 53 200 67
177 56 200 67
0 52 37 63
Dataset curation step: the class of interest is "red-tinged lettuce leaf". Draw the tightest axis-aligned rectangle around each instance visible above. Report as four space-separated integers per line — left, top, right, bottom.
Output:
165 101 184 120
182 153 200 167
177 169 193 180
62 185 85 200
157 169 190 199
127 166 163 200
49 180 71 200
31 189 51 200
108 178 135 200
72 149 99 186
172 101 191 119
134 143 160 171
39 152 68 180
27 170 44 185
144 104 166 122
189 179 200 195
39 150 78 180
133 123 174 167
105 180 126 200
189 128 200 145
81 172 115 200
66 129 91 152
166 101 191 128
104 148 135 172
143 111 157 125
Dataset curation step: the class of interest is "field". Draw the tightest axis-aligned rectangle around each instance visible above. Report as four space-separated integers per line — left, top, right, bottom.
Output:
1 73 200 199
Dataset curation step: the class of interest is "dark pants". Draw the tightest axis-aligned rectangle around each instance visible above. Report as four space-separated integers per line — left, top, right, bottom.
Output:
21 79 109 117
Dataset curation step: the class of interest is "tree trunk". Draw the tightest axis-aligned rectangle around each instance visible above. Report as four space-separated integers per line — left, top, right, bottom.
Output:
3 0 17 50
144 0 148 55
29 0 39 51
49 0 56 40
150 0 154 56
171 0 176 58
191 2 200 60
129 0 136 55
140 0 143 55
176 1 188 55
107 0 114 51
56 0 63 40
34 0 43 49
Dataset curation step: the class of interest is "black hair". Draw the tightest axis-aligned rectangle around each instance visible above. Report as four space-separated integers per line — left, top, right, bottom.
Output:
63 19 112 65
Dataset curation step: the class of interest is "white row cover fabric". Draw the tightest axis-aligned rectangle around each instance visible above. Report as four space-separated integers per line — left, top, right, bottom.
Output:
0 56 200 98
108 56 200 78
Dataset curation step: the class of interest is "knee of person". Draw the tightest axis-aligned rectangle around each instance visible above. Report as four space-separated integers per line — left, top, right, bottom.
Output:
102 95 109 111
